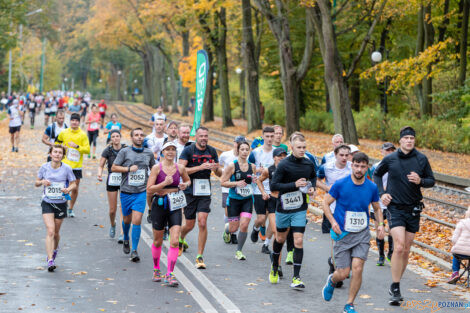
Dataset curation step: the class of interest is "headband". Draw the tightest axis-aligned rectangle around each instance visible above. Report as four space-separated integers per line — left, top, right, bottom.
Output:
400 127 415 139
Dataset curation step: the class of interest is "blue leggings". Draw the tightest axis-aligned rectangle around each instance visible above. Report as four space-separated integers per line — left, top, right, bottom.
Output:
452 254 468 272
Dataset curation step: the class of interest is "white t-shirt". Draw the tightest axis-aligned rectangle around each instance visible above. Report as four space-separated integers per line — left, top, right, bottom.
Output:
1 98 8 106
318 160 352 213
219 149 237 194
249 146 274 195
370 161 388 212
8 105 22 127
176 141 187 160
146 133 167 160
322 151 335 164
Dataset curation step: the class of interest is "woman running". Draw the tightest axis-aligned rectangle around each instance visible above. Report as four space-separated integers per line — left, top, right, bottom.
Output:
147 142 190 287
98 130 127 240
86 104 101 159
35 144 77 272
221 141 257 260
104 113 122 144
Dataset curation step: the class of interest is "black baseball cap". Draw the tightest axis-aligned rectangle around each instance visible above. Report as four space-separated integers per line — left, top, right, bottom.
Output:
273 147 287 157
381 142 396 150
234 135 246 143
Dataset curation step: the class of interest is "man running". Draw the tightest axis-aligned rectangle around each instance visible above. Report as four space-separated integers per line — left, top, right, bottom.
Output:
27 95 37 129
98 99 107 128
8 99 23 152
149 105 167 127
36 144 77 271
176 123 191 159
146 118 167 160
370 142 396 266
322 152 385 313
55 113 90 217
269 133 316 289
220 141 257 260
249 126 275 245
98 130 127 239
273 125 288 152
43 110 68 160
373 126 435 305
147 142 190 286
112 128 156 262
178 127 222 269
220 136 246 244
165 121 179 144
321 134 344 165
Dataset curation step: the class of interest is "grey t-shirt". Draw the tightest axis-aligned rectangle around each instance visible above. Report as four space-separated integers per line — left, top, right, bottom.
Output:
37 162 76 203
113 146 155 193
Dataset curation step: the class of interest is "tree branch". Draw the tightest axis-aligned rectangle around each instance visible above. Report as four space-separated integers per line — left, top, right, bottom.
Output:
296 8 315 81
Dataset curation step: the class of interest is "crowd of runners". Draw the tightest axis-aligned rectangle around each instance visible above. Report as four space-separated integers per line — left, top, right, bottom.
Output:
7 91 470 312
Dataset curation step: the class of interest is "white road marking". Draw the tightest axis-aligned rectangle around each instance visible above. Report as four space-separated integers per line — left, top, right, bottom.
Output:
141 225 218 313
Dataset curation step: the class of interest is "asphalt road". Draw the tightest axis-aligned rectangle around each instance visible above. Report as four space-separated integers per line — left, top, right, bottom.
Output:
0 113 468 313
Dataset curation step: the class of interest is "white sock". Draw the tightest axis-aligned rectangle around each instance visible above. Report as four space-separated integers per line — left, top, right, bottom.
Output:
264 238 271 246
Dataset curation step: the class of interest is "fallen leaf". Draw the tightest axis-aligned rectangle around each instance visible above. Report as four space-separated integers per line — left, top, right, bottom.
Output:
65 280 74 283
184 305 192 308
24 243 34 246
105 278 114 281
263 302 272 306
301 310 308 312
99 225 104 228
72 271 87 275
245 283 257 286
409 289 431 293
359 294 371 299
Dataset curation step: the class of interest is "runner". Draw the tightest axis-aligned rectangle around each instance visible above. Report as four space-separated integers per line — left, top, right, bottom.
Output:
248 127 275 246
98 130 127 240
373 126 435 305
269 133 316 289
273 125 288 152
0 92 7 111
55 113 90 218
176 123 191 159
27 95 37 129
98 99 107 128
321 152 385 313
370 142 396 266
67 99 82 124
50 97 58 123
148 105 167 128
220 141 257 260
321 134 344 165
111 128 155 262
147 142 190 286
42 110 68 160
146 118 167 160
86 105 101 159
178 126 222 269
80 97 89 126
257 147 287 273
44 97 52 126
35 144 77 272
219 136 246 244
104 113 122 144
8 99 23 152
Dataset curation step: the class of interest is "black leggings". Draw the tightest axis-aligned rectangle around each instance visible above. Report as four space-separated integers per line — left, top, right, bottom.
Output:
87 130 99 147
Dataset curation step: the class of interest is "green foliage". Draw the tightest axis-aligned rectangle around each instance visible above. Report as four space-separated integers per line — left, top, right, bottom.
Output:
300 111 334 134
432 80 470 125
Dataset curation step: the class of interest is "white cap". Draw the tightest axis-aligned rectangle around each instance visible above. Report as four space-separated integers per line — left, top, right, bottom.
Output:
162 141 177 151
349 144 359 153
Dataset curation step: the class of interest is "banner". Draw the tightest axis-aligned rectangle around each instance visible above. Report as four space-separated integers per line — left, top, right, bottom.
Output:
190 50 209 136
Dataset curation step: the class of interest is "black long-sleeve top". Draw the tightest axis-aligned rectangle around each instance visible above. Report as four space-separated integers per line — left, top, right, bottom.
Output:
271 154 317 213
373 148 435 206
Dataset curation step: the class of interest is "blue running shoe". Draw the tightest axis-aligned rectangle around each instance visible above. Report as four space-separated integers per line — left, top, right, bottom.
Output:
343 303 357 313
109 225 116 238
322 274 335 301
118 235 124 244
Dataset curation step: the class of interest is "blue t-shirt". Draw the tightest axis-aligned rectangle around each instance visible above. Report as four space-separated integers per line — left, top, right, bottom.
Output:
329 175 379 232
251 137 264 149
105 122 122 139
68 104 81 112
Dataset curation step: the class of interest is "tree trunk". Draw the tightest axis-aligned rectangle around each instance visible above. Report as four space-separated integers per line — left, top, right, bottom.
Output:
160 54 168 111
141 44 161 108
349 70 360 111
168 60 179 113
456 0 465 54
459 0 469 86
310 3 358 144
414 6 425 114
423 4 434 116
242 0 261 132
438 0 450 42
216 7 234 127
181 30 190 116
204 45 214 122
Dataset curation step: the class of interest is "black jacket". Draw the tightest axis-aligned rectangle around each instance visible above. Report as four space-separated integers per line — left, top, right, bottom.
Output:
373 148 435 206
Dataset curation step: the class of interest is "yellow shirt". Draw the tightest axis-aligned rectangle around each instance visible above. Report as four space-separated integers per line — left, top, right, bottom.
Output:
56 127 90 169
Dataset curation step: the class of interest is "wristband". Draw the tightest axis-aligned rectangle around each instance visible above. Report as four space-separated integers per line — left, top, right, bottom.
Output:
379 222 385 226
128 166 131 172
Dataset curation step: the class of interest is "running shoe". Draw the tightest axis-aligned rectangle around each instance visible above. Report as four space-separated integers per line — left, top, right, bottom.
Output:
250 227 259 243
195 255 206 269
11 147 14 152
109 225 116 238
328 257 343 288
179 237 188 251
164 272 179 287
377 255 385 266
92 155 96 159
178 242 184 256
388 284 402 306
47 259 56 272
130 250 140 262
52 249 58 261
15 147 18 153
322 274 335 301
269 266 279 284
343 303 357 313
291 277 305 290
386 252 393 263
223 224 231 244
261 244 271 254
152 269 163 282
278 266 283 278
447 271 460 284
259 226 266 241
230 234 238 244
123 240 131 254
118 235 124 244
68 209 75 218
235 250 246 261
285 250 294 265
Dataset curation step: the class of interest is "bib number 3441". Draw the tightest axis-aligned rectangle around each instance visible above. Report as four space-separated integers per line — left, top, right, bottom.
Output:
281 191 303 210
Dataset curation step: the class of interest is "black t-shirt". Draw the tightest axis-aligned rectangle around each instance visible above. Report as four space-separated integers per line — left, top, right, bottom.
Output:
101 144 127 172
179 143 219 180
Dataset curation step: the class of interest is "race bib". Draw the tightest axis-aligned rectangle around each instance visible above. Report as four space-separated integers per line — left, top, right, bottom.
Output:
99 107 105 112
193 179 210 196
344 211 368 232
236 184 253 197
128 169 145 186
29 103 35 109
66 148 80 163
111 125 120 130
168 191 187 211
45 108 51 113
91 122 99 129
108 172 122 186
45 182 65 200
11 111 19 119
281 191 303 210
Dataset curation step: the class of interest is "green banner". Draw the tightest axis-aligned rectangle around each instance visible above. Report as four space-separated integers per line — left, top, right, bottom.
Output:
190 50 209 136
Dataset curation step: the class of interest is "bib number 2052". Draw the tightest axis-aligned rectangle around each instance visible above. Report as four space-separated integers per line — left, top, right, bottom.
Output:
128 169 145 186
